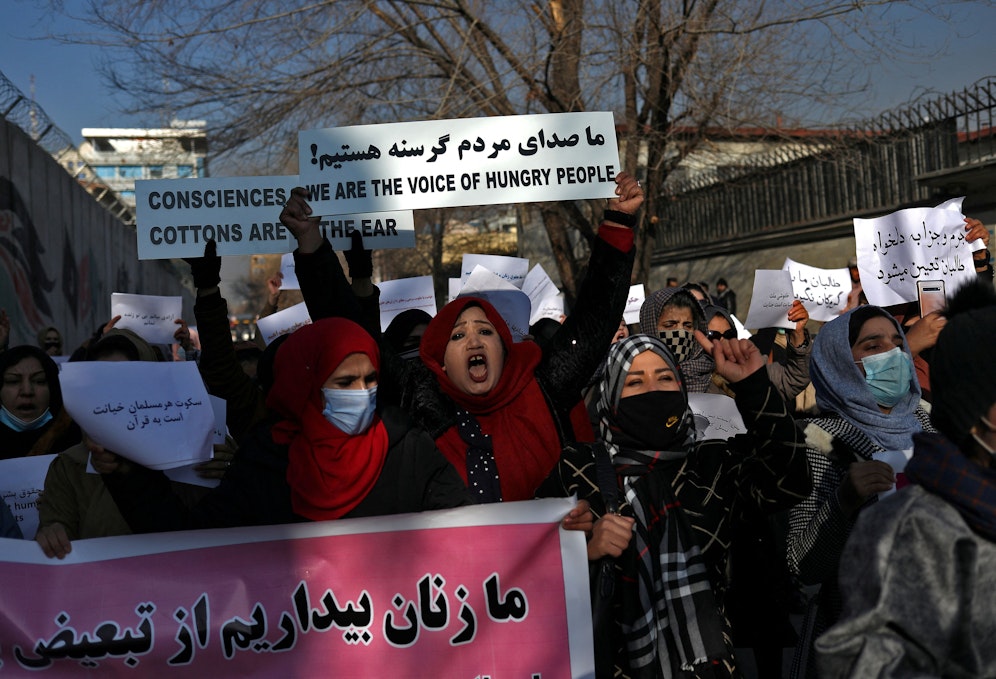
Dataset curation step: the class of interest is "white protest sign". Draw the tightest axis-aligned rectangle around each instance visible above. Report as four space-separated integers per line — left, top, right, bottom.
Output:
60 361 213 470
623 284 646 325
111 293 183 345
687 394 747 441
523 264 560 319
743 270 796 330
730 314 752 339
447 278 461 305
134 175 416 259
163 395 227 490
782 258 851 322
0 454 56 539
255 301 312 346
299 112 619 215
377 276 437 330
461 254 529 289
531 294 566 324
279 252 301 290
854 196 983 307
459 267 532 342
872 448 914 500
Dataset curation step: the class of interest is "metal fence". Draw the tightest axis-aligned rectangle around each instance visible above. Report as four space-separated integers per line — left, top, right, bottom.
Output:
654 77 996 263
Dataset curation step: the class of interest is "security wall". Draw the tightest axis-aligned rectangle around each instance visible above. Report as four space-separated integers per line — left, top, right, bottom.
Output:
0 118 190 352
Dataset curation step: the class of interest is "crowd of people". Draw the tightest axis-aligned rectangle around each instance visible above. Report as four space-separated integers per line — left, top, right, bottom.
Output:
2 172 995 678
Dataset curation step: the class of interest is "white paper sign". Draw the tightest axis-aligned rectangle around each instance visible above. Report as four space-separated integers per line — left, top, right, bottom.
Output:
377 276 437 330
461 254 529 289
110 292 183 345
623 284 646 325
134 175 416 259
531 294 566 324
524 264 560 321
299 112 620 214
60 361 213 470
872 448 914 499
0 454 57 540
459 267 532 341
743 270 797 330
730 314 752 339
447 278 462 305
853 197 983 307
279 252 301 290
782 258 851 322
255 301 312 346
687 394 747 441
163 396 227 490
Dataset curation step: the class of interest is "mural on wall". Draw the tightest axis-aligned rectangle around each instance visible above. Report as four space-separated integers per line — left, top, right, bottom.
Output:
0 177 58 333
0 119 189 351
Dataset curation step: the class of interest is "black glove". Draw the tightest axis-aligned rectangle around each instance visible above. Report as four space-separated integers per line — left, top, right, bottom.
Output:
183 239 222 289
344 231 373 279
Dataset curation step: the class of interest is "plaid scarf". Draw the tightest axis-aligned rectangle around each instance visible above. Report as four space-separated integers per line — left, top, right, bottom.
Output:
597 335 729 676
907 432 996 541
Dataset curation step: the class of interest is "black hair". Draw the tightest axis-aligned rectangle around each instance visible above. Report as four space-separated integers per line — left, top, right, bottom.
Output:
0 345 63 414
848 306 895 348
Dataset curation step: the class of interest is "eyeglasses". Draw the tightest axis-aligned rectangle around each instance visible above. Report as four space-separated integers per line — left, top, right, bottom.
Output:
705 329 738 341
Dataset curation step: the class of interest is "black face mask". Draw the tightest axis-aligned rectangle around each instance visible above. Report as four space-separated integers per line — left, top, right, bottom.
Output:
613 390 688 450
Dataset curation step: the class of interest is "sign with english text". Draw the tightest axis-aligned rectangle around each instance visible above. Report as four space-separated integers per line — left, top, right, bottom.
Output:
299 112 620 214
134 175 415 259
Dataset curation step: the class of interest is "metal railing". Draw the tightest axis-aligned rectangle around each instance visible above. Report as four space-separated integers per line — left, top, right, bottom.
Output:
654 77 996 263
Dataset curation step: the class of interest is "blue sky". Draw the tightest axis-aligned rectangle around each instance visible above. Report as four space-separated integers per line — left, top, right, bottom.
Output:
2 1 995 146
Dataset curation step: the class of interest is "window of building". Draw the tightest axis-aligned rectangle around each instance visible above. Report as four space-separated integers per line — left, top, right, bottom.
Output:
148 165 164 179
94 166 116 179
118 166 144 179
177 165 194 178
118 190 136 202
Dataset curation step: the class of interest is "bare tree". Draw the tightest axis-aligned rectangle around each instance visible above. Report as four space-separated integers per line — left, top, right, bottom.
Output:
53 0 983 301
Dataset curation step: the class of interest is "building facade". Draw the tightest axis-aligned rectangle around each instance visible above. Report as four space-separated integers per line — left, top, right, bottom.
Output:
77 121 209 210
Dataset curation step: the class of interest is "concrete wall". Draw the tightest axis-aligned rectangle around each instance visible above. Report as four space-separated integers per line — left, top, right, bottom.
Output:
0 118 190 352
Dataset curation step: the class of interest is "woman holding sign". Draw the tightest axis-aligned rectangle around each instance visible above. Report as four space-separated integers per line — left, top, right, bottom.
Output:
785 305 933 678
280 172 643 504
93 318 471 533
536 333 809 678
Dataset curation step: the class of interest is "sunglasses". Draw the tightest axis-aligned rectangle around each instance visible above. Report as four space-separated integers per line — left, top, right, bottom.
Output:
705 329 738 341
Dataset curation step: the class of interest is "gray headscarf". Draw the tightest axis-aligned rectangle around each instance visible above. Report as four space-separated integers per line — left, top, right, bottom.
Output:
810 306 921 451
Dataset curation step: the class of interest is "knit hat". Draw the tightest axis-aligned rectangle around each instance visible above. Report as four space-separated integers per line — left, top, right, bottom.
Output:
930 278 996 444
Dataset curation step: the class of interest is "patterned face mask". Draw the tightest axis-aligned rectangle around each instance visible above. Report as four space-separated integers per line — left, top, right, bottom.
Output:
657 329 695 364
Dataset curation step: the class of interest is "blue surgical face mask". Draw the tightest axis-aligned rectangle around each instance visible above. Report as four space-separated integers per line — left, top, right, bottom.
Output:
321 386 378 435
859 346 913 407
0 406 53 432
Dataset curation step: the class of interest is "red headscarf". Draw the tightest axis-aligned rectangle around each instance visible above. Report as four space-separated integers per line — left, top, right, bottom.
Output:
419 297 561 501
267 318 389 520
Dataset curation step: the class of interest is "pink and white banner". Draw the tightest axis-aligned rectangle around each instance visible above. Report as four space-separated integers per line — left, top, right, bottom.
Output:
0 498 593 677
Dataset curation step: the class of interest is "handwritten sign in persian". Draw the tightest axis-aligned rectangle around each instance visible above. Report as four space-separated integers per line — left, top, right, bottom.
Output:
299 112 620 215
377 276 437 330
255 302 312 346
853 196 983 307
110 293 183 345
782 258 851 322
743 270 796 330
